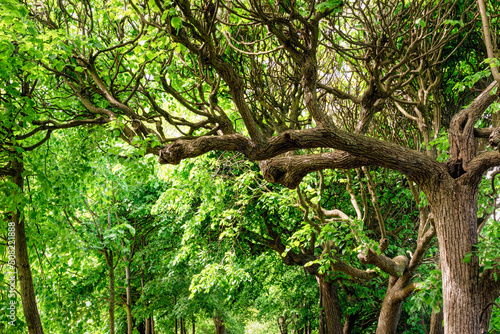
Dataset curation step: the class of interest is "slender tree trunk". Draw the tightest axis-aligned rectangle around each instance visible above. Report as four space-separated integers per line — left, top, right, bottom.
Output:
316 275 343 334
478 267 500 334
431 184 480 334
192 313 195 334
125 263 133 334
141 273 150 334
141 270 147 334
105 251 115 334
174 295 178 334
343 311 358 334
278 316 288 334
318 283 325 334
12 158 44 334
429 309 444 334
376 277 404 334
214 311 225 334
429 258 444 334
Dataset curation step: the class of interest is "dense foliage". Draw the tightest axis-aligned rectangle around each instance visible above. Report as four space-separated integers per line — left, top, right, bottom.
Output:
2 0 500 333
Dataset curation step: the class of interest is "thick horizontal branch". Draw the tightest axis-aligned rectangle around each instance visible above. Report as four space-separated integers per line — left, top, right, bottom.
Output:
358 250 409 277
158 127 441 185
158 133 253 164
474 127 494 138
259 152 372 189
395 282 418 301
330 257 378 280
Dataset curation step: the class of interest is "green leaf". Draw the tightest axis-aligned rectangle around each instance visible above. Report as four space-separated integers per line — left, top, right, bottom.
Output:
171 17 182 32
463 253 472 263
415 18 426 28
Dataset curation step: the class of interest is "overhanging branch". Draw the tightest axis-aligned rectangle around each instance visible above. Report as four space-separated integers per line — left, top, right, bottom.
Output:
158 127 440 185
259 152 372 189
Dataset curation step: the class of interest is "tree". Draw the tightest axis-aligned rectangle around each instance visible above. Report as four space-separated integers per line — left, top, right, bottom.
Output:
164 151 434 333
6 0 500 333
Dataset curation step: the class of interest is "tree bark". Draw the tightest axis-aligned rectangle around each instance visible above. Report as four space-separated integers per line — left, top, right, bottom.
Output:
430 182 480 334
318 282 325 334
174 296 178 334
214 311 226 334
278 316 288 334
125 263 133 334
376 277 404 334
343 311 358 334
140 272 151 334
429 309 444 334
478 267 500 334
12 157 44 334
105 251 115 334
316 275 343 334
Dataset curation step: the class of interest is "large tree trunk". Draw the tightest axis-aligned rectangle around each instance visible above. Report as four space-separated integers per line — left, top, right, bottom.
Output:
12 158 44 334
431 183 480 334
316 275 343 334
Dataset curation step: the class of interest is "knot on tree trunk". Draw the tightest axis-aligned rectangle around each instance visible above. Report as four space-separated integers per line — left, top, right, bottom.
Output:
159 141 184 165
259 159 305 189
489 127 500 148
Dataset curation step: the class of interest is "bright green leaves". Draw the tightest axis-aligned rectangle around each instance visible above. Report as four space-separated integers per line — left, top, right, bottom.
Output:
189 255 251 301
476 216 500 272
315 0 343 13
463 252 473 263
453 67 492 93
408 268 442 315
0 1 45 152
171 17 183 32
426 130 450 163
444 19 464 27
415 18 426 28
